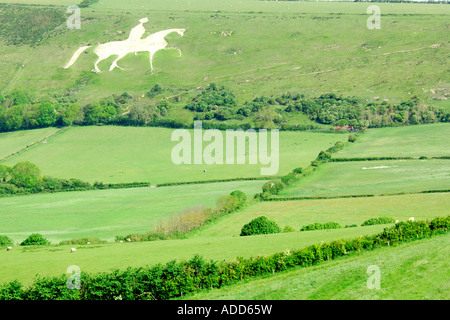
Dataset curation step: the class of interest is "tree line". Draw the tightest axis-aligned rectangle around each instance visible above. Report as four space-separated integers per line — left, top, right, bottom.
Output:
0 86 448 134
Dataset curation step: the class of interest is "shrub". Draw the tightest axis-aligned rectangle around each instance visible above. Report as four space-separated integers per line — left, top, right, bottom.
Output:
59 238 107 246
361 217 395 226
348 134 357 143
262 180 286 195
292 167 303 174
300 222 324 231
20 234 51 246
0 235 13 247
283 225 295 233
229 190 247 208
240 216 281 236
323 222 342 229
300 222 341 231
345 224 357 228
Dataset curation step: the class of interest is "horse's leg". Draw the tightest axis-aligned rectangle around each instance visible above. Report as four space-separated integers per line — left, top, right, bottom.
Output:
149 51 155 73
109 54 127 71
92 56 103 73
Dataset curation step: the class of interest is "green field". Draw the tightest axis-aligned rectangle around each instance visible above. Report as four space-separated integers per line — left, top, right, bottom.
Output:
1 126 346 183
278 159 450 198
0 179 266 243
335 124 450 158
0 224 386 286
185 233 450 300
0 127 60 160
191 193 450 238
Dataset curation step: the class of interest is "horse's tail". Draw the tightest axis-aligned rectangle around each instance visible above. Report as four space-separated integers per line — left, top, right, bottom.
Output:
64 45 92 69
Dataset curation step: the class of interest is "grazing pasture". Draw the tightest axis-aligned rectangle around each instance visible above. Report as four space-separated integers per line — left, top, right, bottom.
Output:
0 179 266 243
184 233 450 300
191 192 450 238
335 124 450 159
1 126 347 184
278 159 450 198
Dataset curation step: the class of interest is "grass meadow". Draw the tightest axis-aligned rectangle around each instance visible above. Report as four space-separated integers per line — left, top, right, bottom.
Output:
0 127 60 160
190 193 450 238
184 233 450 300
0 179 266 243
335 123 450 158
0 224 386 286
278 159 450 198
1 126 347 183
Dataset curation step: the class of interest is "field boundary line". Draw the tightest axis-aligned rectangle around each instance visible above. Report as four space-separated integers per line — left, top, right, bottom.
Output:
265 189 450 202
0 126 72 163
330 156 450 162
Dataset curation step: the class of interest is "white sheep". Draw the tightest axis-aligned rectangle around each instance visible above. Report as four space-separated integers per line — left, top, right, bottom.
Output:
6 246 12 251
395 220 399 224
407 217 415 222
71 248 76 253
126 238 131 242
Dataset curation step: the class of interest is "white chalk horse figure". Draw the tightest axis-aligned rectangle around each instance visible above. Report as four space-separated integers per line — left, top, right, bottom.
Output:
64 18 185 73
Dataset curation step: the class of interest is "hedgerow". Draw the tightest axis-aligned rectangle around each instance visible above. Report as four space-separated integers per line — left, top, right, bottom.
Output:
361 217 395 226
1 216 448 300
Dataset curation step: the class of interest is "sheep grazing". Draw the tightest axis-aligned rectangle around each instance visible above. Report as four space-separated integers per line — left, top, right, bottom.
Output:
71 248 76 253
126 238 131 242
6 246 12 251
408 217 415 222
395 220 399 224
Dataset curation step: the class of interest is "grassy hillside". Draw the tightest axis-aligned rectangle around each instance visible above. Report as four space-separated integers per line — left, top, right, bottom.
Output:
335 123 450 158
184 233 450 300
278 159 450 198
191 192 449 238
0 224 386 285
0 127 59 160
1 126 346 183
0 1 448 107
0 179 266 243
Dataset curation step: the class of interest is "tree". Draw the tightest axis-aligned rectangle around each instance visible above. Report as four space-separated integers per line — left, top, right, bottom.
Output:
20 233 50 246
37 102 56 127
10 162 41 189
61 103 82 126
240 216 281 236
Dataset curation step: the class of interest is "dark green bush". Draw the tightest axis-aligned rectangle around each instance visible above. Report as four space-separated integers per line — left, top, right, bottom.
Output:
0 216 448 300
240 216 281 236
0 235 13 247
20 234 51 246
300 222 342 231
361 217 395 226
262 180 286 195
348 134 357 143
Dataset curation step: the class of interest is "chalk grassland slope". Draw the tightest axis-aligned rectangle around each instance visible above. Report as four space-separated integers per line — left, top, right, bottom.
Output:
278 159 450 198
0 224 386 285
0 180 265 243
0 1 448 107
1 126 347 184
0 127 59 159
184 233 450 300
335 123 450 158
190 192 450 238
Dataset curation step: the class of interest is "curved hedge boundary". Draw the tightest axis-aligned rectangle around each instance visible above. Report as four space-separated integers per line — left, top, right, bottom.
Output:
0 216 448 300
